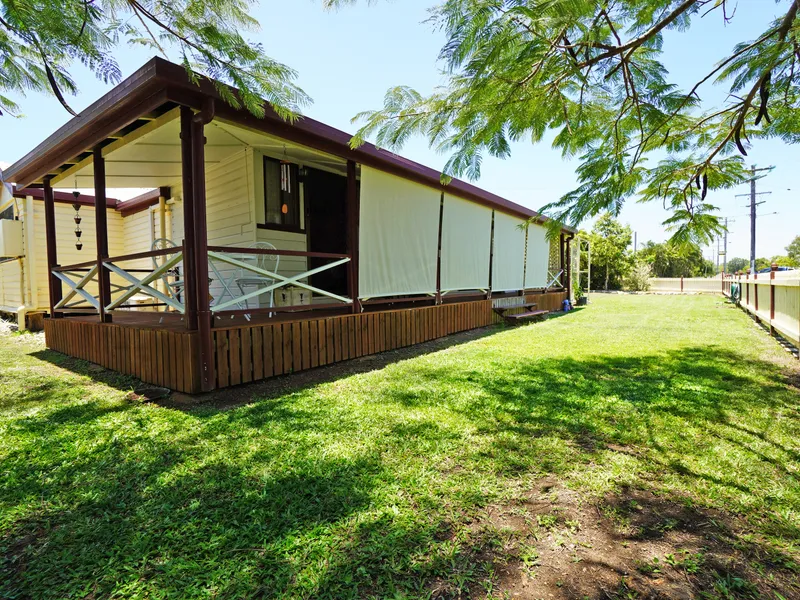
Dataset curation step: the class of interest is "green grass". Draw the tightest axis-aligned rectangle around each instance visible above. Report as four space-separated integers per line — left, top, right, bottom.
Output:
1 295 799 598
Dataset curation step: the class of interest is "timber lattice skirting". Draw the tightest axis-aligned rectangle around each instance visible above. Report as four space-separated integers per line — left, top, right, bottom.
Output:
44 292 567 394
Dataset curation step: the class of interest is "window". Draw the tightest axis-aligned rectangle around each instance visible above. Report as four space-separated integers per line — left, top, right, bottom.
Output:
262 156 301 231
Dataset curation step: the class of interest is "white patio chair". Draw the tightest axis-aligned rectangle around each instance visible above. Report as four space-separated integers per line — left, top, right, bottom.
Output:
234 242 280 311
151 238 185 304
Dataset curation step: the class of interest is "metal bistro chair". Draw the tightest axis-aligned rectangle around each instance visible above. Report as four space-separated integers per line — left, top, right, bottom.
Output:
234 242 280 312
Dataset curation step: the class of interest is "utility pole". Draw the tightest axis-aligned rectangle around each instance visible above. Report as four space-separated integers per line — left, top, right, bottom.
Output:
735 165 774 272
723 218 728 274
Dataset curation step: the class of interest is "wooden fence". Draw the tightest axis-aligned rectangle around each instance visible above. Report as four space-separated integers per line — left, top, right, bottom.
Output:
730 272 800 349
44 291 567 393
649 276 727 293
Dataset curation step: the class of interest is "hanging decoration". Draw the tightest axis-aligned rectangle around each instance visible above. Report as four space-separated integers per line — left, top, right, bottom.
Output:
280 160 292 216
72 191 83 251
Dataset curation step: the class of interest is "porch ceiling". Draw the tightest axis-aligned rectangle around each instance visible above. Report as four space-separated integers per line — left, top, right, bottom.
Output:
52 111 348 190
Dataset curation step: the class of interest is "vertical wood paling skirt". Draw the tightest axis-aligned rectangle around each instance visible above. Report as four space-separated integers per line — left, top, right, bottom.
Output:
44 292 567 393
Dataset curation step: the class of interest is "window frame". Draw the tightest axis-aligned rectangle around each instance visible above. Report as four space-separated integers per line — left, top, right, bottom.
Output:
258 155 304 234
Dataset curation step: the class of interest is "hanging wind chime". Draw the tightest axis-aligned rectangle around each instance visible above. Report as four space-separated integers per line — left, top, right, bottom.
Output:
280 161 292 215
72 191 83 251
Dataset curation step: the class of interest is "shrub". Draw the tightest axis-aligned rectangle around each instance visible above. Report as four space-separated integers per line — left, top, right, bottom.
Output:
626 261 652 291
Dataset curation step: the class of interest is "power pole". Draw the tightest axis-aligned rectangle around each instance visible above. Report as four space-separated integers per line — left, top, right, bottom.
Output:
723 218 728 274
750 169 756 272
735 165 773 272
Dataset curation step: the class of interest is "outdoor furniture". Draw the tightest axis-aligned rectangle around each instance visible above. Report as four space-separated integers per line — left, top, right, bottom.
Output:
491 297 549 324
151 238 184 303
234 242 280 311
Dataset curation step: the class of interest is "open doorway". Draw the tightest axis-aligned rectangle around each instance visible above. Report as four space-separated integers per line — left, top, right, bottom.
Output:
304 167 348 297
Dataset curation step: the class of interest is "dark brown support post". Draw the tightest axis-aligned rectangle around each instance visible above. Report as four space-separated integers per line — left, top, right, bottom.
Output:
487 211 495 299
93 147 112 323
345 160 360 313
680 276 684 292
192 100 215 391
43 176 62 318
565 234 573 299
180 106 198 331
435 193 444 304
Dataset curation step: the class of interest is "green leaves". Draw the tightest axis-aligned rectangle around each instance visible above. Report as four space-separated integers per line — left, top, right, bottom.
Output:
0 0 310 120
348 0 800 245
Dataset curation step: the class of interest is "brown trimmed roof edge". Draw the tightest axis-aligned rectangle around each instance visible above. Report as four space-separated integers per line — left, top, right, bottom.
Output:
5 57 577 234
13 186 169 216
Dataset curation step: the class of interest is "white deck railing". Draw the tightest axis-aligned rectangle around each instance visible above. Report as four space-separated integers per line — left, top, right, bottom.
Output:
51 245 353 318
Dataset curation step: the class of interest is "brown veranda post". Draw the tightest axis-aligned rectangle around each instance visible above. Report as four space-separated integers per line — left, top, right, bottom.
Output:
93 147 112 323
43 176 62 317
180 106 198 331
191 100 215 391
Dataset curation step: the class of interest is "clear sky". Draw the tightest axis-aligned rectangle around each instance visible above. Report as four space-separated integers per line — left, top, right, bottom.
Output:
1 0 797 263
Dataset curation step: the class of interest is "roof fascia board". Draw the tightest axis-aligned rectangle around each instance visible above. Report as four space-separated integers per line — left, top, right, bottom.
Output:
6 60 167 188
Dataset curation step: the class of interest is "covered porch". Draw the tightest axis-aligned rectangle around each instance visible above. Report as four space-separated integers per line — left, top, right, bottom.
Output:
7 58 573 393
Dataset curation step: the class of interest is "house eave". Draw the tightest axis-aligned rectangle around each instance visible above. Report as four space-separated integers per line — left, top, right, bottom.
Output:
4 57 578 234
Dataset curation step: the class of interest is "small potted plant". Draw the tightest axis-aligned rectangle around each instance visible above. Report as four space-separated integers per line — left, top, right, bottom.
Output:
573 281 587 306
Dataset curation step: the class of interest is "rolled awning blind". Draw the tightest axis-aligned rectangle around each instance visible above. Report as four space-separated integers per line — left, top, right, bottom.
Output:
441 194 492 292
358 166 441 298
491 211 526 292
524 223 550 289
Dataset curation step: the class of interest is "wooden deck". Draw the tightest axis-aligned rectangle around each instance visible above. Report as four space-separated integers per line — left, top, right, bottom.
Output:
44 291 567 394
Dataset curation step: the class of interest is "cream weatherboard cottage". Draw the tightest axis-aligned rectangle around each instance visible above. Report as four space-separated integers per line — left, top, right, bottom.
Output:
1 58 574 393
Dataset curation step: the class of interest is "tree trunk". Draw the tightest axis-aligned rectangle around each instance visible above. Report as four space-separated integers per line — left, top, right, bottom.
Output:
605 264 609 291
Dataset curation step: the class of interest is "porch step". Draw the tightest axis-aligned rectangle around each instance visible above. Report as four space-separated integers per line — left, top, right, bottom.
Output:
504 309 549 323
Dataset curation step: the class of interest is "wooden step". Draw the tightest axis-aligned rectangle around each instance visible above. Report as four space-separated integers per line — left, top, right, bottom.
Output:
505 309 549 321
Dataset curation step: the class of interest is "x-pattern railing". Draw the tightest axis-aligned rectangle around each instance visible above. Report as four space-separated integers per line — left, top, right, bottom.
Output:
51 245 353 317
207 246 352 313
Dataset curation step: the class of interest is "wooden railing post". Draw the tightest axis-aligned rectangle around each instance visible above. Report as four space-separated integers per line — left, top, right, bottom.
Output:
93 147 112 323
43 176 62 318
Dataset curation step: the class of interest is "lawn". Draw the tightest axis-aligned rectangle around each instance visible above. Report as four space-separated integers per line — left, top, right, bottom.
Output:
1 295 799 599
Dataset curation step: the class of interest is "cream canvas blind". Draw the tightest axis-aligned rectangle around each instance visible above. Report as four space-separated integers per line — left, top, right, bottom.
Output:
491 211 526 292
440 194 492 292
524 223 550 289
359 166 441 298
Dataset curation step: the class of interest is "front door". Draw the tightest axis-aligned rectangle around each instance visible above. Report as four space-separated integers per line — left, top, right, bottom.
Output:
305 167 348 297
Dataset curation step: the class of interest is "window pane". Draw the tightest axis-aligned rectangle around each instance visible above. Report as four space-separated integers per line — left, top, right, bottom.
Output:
264 159 282 225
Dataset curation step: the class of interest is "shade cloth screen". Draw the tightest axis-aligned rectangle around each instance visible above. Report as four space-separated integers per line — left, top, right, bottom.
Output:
524 223 550 288
440 194 492 292
359 166 441 298
491 211 526 292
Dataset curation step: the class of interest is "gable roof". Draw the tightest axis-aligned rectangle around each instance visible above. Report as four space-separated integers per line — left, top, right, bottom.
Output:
4 57 575 233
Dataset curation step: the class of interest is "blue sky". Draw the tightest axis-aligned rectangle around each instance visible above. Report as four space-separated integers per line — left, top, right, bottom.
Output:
2 0 797 261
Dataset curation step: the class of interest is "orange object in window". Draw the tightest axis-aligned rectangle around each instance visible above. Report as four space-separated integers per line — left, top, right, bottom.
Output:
281 203 289 214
